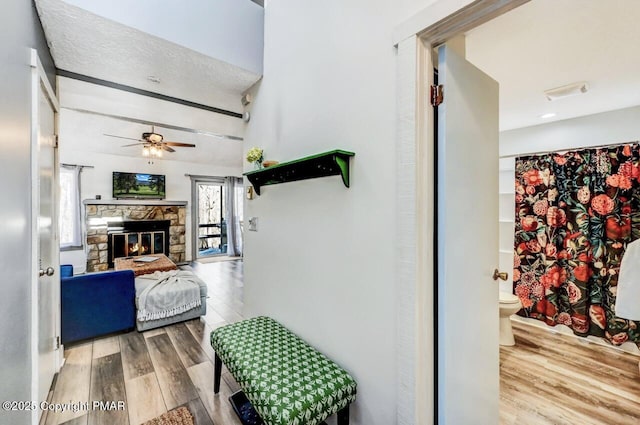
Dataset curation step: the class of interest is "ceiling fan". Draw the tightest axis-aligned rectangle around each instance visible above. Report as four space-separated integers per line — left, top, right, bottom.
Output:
104 126 196 157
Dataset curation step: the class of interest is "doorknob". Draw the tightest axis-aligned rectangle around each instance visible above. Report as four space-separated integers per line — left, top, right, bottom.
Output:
39 267 55 277
493 269 508 281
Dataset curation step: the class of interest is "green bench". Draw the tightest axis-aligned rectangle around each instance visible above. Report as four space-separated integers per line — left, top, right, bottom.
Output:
210 316 357 425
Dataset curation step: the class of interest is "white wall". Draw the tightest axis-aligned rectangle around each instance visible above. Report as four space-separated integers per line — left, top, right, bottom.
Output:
0 1 56 423
500 105 640 157
61 0 264 74
242 1 438 424
58 77 244 263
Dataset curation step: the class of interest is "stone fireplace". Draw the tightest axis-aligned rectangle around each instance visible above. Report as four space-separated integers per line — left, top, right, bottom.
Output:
107 219 171 268
84 200 187 272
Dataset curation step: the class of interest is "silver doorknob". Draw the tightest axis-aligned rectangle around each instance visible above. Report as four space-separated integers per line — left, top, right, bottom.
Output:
493 269 508 281
39 269 45 277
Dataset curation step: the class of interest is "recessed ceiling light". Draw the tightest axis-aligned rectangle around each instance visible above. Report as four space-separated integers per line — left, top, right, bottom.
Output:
540 113 557 119
147 75 161 83
544 81 588 101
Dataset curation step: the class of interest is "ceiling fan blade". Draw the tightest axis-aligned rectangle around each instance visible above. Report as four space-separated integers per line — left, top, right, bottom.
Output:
163 141 196 147
105 134 142 142
161 145 176 152
121 142 148 147
220 134 243 141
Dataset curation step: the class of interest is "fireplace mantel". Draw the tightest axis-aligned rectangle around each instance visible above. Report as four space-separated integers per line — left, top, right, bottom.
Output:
84 199 187 206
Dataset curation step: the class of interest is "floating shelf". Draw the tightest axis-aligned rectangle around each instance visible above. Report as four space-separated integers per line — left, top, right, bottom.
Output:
243 149 355 195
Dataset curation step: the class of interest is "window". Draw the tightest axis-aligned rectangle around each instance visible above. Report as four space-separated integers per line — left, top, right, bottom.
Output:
59 166 82 248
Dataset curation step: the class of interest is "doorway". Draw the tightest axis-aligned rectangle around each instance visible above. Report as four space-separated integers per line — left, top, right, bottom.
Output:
190 176 244 262
397 0 640 423
196 180 228 258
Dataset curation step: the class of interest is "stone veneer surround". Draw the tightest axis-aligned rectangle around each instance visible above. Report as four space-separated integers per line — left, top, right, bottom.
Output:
84 200 187 272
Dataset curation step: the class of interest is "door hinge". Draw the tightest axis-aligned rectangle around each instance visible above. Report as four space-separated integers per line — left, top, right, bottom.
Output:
54 135 59 148
55 336 60 350
431 84 443 107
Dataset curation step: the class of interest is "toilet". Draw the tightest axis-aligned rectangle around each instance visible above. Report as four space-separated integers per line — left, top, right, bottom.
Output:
499 291 522 346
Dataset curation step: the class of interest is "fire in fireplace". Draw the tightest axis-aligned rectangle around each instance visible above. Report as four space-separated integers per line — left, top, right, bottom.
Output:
107 220 170 267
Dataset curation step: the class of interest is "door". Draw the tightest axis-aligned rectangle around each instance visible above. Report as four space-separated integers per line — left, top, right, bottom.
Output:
195 181 227 258
437 44 500 424
33 53 60 407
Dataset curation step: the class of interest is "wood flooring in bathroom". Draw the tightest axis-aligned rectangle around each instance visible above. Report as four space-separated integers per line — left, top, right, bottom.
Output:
501 321 640 425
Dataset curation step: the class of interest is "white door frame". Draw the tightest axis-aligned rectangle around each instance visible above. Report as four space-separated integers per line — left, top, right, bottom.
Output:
189 175 226 259
30 48 60 425
393 1 529 423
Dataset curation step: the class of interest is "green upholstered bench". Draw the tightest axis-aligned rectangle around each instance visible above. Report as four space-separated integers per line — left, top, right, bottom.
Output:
210 316 357 425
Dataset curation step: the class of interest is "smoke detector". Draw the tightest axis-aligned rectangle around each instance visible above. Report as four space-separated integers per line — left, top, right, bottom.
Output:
544 81 588 101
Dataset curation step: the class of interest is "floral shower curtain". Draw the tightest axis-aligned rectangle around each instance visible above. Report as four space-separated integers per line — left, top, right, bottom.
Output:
514 143 640 346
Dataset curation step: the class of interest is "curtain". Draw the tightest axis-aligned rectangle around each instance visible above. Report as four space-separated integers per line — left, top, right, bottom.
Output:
224 177 244 257
514 142 640 346
59 165 82 248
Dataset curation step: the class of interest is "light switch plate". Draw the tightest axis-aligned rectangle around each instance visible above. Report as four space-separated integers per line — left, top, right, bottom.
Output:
248 217 258 231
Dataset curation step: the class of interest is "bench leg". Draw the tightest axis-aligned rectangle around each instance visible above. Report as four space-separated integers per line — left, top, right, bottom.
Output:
337 405 349 425
214 353 222 394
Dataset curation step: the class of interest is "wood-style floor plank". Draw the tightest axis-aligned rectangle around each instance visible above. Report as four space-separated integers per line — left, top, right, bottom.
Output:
164 322 209 368
500 321 640 425
184 319 224 364
45 342 92 425
141 328 166 339
186 361 243 425
181 398 214 425
123 373 166 425
88 353 128 425
201 307 226 327
58 415 88 425
146 334 200 409
92 335 120 359
119 332 154 381
223 371 241 394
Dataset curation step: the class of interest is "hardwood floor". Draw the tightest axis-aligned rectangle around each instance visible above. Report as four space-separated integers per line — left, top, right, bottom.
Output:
42 260 244 425
46 259 640 424
500 321 640 425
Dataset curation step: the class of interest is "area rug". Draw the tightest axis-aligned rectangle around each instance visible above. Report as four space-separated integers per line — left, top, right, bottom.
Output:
142 407 193 425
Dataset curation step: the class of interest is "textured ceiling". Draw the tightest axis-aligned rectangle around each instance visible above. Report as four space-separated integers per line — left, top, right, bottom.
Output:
38 0 638 137
466 0 640 131
35 0 262 112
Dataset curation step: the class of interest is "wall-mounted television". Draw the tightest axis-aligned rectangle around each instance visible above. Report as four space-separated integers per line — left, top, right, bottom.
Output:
113 172 166 199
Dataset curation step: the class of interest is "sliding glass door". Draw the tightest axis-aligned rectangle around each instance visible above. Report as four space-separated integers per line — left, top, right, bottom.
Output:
191 176 244 260
196 181 227 258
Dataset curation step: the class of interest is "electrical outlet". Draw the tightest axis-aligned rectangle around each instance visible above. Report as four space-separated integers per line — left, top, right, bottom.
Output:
248 217 258 231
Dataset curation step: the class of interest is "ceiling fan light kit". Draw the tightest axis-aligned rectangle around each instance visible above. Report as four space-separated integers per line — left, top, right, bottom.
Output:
144 132 164 143
105 126 196 163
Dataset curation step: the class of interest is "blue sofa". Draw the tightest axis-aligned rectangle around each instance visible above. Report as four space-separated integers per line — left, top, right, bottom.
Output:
61 268 136 344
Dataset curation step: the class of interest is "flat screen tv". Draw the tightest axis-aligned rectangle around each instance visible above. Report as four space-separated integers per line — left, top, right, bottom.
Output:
113 172 166 199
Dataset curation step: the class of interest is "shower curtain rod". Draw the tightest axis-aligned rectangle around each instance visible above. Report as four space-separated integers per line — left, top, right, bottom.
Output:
499 140 638 159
